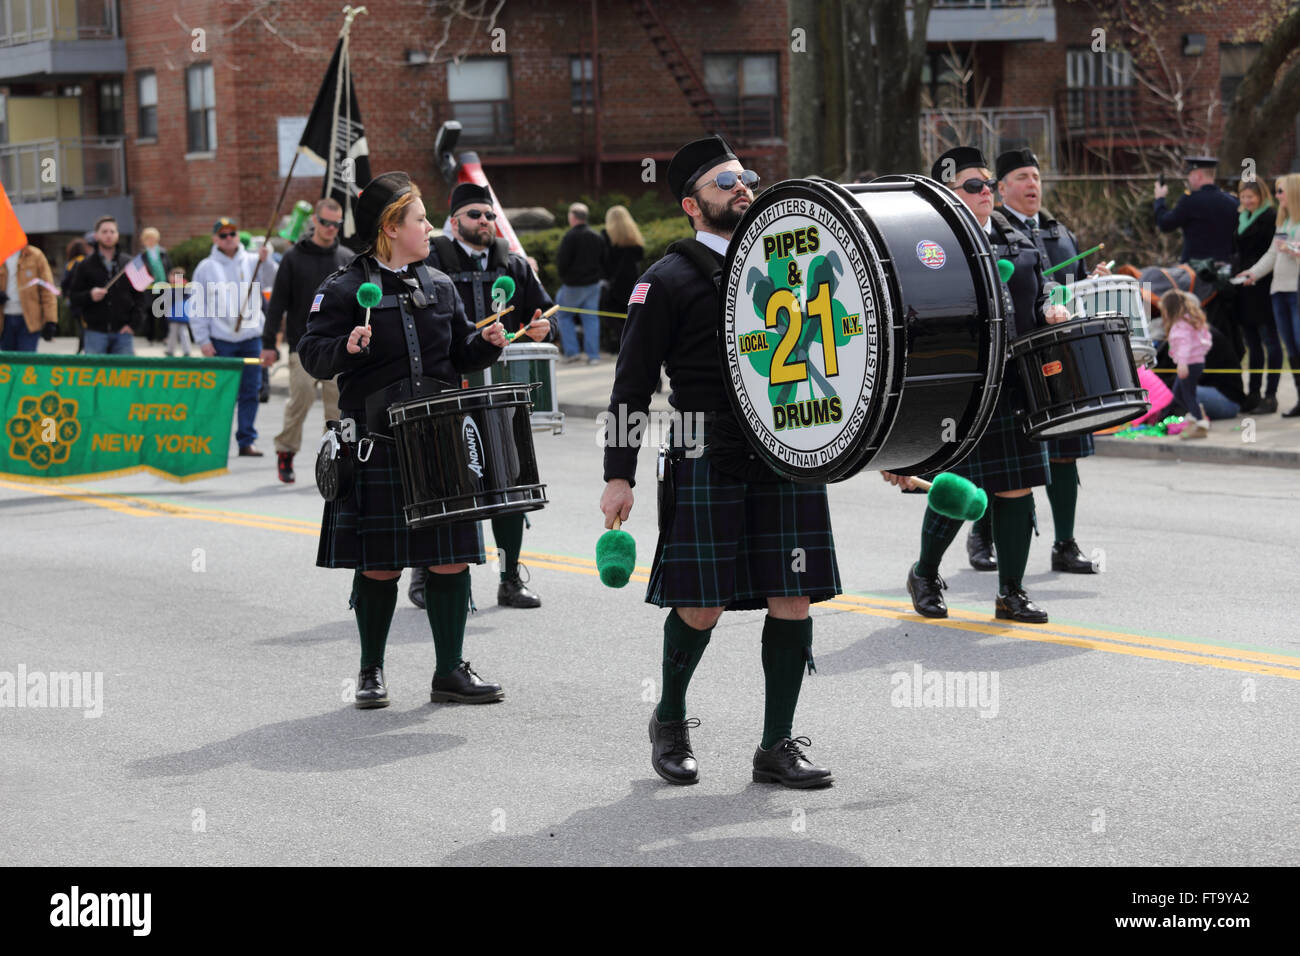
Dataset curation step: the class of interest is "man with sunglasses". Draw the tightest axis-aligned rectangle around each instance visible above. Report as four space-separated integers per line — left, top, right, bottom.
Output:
411 181 555 609
602 135 839 790
261 198 355 483
191 216 276 457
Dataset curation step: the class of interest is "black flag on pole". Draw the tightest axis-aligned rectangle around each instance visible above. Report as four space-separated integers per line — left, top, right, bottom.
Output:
298 36 371 245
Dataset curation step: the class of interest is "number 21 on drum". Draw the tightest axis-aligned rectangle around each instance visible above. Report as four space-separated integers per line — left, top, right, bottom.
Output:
763 281 840 385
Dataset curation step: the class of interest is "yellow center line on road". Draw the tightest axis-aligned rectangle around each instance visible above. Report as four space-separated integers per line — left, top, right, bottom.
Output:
7 479 1297 680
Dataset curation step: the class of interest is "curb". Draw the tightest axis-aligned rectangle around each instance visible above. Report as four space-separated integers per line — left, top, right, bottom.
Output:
1094 436 1300 470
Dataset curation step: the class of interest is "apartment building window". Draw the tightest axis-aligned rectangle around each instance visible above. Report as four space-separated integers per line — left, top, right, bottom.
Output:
1220 43 1261 108
137 71 157 140
704 53 780 140
921 49 972 111
98 79 124 136
571 55 594 111
186 63 216 153
447 58 512 144
1065 48 1135 128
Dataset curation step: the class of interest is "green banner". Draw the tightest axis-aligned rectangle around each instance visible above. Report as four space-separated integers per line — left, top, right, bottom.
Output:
0 352 244 484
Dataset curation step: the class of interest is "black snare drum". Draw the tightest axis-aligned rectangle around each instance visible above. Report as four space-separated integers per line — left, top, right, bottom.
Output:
388 383 547 527
720 174 1007 481
1010 315 1149 440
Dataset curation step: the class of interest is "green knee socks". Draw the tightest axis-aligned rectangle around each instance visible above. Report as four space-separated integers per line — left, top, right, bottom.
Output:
424 568 472 677
992 495 1035 590
351 571 398 669
492 513 525 579
1045 460 1080 542
656 609 713 723
761 615 814 750
917 506 962 578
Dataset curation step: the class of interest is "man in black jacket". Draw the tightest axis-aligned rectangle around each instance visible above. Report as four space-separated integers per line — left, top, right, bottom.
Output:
409 181 554 610
261 198 355 483
600 135 839 790
554 202 605 363
68 216 144 354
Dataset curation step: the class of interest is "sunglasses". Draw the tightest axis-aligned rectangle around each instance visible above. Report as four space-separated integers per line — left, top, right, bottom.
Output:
692 169 760 194
959 178 998 195
463 209 497 221
317 218 342 229
217 231 238 238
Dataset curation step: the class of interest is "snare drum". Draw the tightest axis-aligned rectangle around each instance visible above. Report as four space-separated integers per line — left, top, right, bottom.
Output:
460 343 564 434
1010 315 1149 440
1065 275 1156 367
389 383 547 528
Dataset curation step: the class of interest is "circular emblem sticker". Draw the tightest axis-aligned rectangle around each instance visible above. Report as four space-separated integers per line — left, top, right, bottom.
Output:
723 185 885 478
916 240 946 269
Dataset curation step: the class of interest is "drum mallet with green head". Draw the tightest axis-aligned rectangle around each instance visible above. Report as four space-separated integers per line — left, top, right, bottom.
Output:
910 472 988 521
355 282 382 356
596 517 636 588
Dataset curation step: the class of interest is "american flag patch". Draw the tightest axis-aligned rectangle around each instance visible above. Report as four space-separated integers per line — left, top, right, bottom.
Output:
310 293 323 313
628 282 651 306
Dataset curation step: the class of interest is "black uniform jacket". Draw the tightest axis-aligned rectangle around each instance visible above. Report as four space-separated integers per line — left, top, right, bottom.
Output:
67 249 146 333
297 255 501 413
996 205 1088 283
1154 184 1239 263
603 240 735 486
425 235 552 337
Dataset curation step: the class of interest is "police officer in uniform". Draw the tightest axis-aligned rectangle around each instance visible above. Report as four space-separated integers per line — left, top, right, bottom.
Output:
600 135 840 789
1154 156 1238 263
987 147 1103 575
298 171 548 710
896 146 1071 623
406 182 554 610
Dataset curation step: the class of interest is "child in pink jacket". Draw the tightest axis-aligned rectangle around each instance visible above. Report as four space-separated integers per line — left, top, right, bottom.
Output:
1161 289 1213 437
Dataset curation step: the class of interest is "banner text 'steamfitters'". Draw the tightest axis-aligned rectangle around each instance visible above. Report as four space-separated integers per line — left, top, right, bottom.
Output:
601 136 839 789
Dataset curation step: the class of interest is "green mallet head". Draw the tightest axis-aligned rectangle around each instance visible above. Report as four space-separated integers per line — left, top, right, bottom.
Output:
596 519 636 588
996 258 1015 284
356 282 382 309
490 274 515 313
927 472 987 522
1048 283 1073 307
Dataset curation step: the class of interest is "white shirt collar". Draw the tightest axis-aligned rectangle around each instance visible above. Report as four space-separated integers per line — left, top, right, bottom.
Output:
694 231 729 256
1003 202 1037 227
376 259 408 274
456 238 489 264
982 218 994 236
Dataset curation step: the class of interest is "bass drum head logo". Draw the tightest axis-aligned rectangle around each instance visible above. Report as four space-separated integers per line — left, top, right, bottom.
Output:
916 240 946 269
462 416 485 479
722 186 884 478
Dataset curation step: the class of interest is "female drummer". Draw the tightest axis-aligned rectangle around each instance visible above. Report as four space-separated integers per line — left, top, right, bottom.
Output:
888 146 1070 624
297 171 548 709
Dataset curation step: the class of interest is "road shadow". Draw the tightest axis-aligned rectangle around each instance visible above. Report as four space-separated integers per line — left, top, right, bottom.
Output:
128 706 465 777
441 777 909 865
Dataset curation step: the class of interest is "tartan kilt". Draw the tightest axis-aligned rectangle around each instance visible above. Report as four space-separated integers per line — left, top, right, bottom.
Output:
647 442 841 611
1044 432 1096 459
943 390 1050 493
317 429 485 571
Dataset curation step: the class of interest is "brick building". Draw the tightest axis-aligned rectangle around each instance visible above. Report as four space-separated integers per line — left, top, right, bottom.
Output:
0 0 1295 269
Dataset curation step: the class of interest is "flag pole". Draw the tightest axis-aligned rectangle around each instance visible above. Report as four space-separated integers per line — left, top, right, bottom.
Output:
236 5 367 330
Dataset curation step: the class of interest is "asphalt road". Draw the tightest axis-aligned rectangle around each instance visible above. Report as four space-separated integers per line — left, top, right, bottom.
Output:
3 393 1299 866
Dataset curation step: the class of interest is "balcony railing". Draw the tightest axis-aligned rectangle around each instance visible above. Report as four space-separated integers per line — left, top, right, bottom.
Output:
921 107 1057 172
0 0 117 46
0 137 125 202
1056 85 1170 136
711 97 781 143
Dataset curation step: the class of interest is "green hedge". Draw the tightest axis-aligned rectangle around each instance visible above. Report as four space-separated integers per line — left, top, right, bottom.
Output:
168 235 218 277
547 190 681 232
520 215 694 295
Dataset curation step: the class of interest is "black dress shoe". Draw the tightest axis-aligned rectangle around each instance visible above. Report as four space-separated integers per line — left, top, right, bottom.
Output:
1256 395 1278 414
1239 393 1261 414
1051 538 1097 574
1283 402 1300 418
752 736 833 789
995 586 1049 623
409 566 427 609
649 711 700 785
354 665 389 709
907 563 948 618
430 660 504 704
966 525 997 571
497 564 541 608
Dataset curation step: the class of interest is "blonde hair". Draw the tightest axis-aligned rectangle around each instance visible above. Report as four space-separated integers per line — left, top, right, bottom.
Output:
140 226 160 244
373 186 423 261
604 205 643 248
1159 289 1207 338
1277 174 1300 228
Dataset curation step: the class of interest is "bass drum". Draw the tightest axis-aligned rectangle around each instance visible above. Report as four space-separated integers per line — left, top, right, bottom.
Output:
720 175 1007 482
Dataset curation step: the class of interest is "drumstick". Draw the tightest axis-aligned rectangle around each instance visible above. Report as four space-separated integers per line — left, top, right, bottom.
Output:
542 304 561 319
506 305 559 342
475 305 514 329
1043 243 1104 276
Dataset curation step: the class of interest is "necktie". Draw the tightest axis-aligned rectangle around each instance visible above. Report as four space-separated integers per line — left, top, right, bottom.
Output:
477 254 487 271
